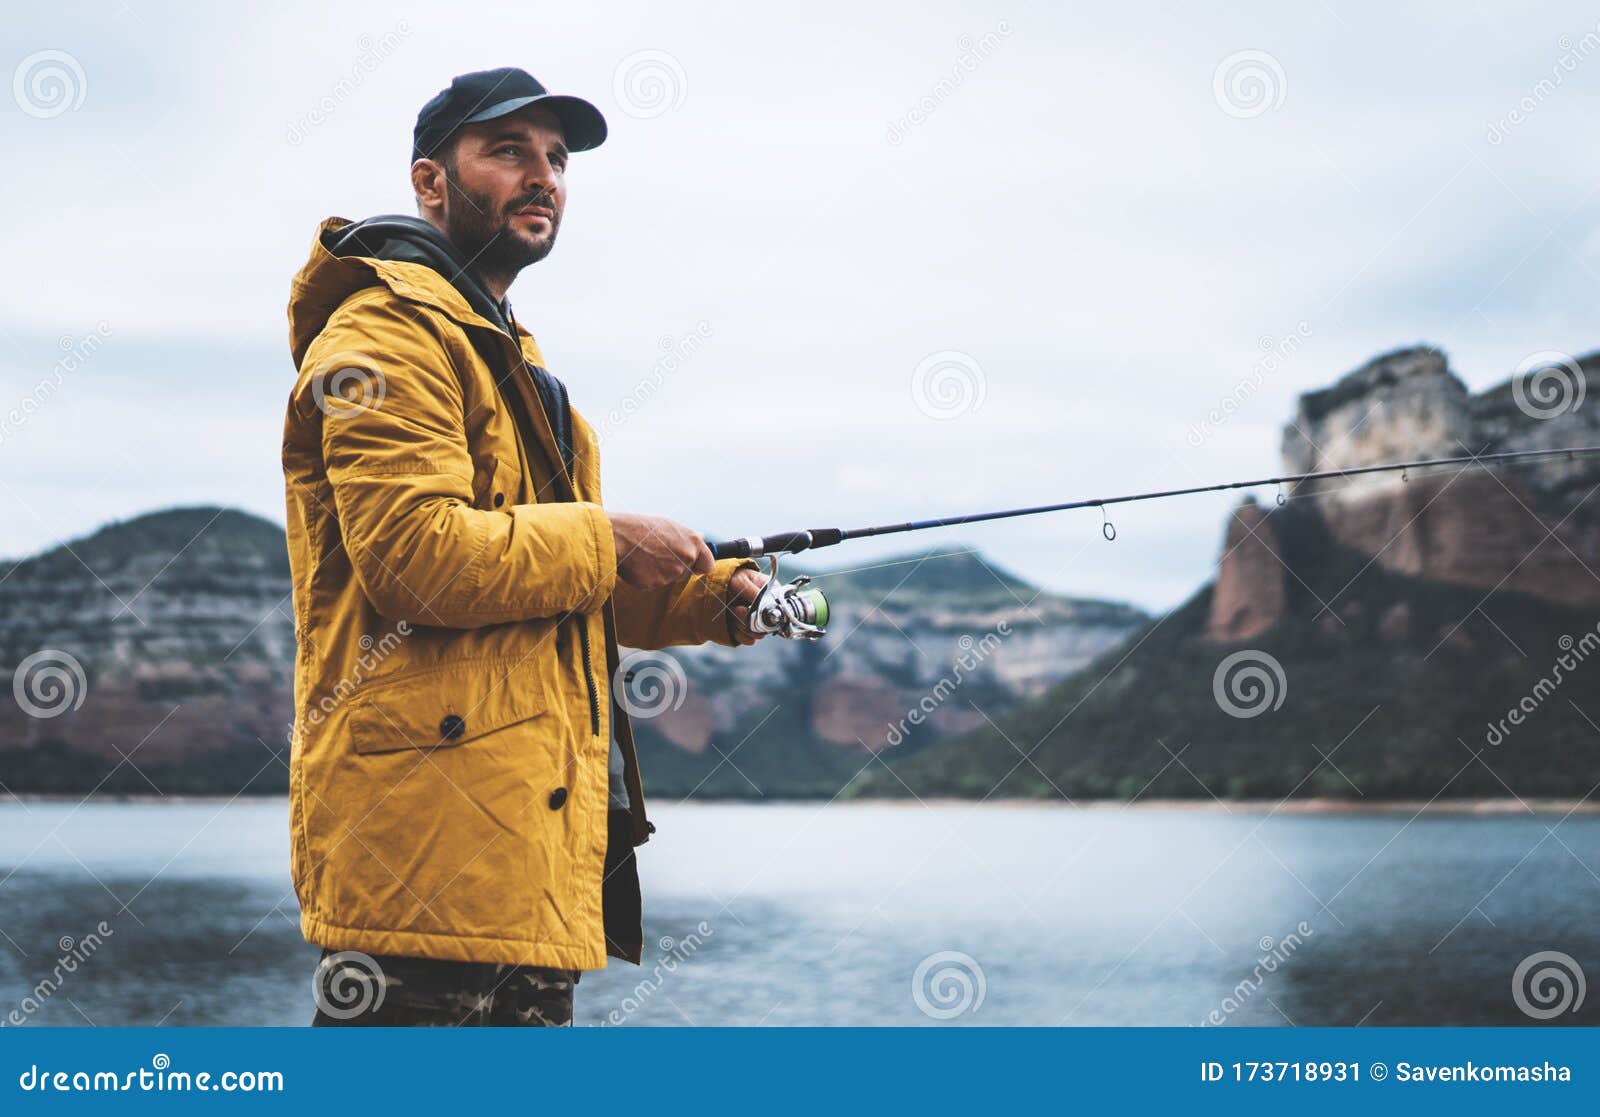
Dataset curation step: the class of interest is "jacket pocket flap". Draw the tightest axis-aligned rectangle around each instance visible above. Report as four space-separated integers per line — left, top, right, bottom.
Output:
348 656 548 756
492 455 523 509
472 455 521 511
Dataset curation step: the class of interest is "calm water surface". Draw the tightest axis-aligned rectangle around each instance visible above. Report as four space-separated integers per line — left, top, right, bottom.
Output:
0 801 1595 1026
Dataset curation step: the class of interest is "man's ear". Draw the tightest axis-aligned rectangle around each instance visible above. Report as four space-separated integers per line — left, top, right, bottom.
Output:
411 158 448 212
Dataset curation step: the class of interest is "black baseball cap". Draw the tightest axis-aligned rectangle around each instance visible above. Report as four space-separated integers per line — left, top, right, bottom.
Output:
412 66 607 163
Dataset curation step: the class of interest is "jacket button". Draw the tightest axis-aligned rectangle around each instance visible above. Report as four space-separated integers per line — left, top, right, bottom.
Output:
548 787 568 810
493 492 505 508
439 714 466 740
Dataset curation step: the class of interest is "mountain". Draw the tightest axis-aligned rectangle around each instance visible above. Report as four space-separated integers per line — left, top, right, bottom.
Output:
0 507 295 793
0 512 1146 797
862 346 1600 800
16 344 1595 803
628 549 1148 797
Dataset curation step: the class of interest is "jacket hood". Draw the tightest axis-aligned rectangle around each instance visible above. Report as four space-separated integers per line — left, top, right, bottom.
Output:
288 215 516 368
289 215 578 480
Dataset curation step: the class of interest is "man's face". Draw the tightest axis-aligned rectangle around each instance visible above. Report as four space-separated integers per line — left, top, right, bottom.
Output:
436 106 568 277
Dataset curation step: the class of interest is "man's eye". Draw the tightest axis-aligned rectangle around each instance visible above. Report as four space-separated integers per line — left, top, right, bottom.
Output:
497 145 520 157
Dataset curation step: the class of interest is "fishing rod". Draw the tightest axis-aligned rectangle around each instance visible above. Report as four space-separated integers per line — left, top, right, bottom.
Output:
715 445 1600 641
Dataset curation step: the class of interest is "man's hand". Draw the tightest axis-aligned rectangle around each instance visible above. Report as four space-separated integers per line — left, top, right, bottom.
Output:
608 512 715 590
725 566 770 646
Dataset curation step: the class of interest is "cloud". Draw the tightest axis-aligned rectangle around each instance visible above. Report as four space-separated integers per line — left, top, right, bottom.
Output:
4 0 1600 611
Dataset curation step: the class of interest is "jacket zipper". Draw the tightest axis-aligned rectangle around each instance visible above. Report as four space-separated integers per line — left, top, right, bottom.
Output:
577 619 601 737
500 307 604 741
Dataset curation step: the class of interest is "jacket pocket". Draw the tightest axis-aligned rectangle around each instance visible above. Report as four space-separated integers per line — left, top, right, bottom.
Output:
472 454 522 512
348 655 548 755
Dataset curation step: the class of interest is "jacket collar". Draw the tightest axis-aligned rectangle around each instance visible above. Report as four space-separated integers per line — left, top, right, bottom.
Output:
291 216 544 366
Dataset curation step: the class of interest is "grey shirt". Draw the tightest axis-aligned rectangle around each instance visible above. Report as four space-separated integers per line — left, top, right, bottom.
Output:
607 729 630 811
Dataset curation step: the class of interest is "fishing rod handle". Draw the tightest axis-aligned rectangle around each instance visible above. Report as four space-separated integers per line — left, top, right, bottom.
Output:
709 529 843 560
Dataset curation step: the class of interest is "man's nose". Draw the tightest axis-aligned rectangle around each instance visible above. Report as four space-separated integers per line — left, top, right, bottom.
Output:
524 162 558 198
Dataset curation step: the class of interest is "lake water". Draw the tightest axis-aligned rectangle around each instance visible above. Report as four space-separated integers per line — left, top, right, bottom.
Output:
0 800 1595 1027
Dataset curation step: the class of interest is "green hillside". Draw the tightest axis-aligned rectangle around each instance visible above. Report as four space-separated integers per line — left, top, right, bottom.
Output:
859 504 1600 800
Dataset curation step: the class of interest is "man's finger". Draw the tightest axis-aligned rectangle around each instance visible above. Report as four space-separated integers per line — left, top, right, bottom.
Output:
690 539 715 575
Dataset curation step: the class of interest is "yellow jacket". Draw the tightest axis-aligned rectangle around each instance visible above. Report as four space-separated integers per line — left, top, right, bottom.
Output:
281 216 751 969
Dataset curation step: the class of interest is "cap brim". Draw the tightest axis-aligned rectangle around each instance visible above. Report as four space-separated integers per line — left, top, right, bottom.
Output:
462 93 608 151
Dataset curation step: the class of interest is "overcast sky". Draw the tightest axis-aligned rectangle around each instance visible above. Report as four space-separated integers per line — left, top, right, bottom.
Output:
3 0 1599 612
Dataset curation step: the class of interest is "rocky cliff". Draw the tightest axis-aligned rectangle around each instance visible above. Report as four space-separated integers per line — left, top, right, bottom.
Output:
630 550 1148 797
0 511 1146 797
1270 346 1600 614
874 344 1600 801
0 507 295 791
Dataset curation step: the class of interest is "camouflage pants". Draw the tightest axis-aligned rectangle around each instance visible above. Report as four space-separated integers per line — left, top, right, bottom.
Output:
310 948 580 1027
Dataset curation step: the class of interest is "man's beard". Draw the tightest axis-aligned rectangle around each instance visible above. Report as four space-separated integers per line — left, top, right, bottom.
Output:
443 177 560 280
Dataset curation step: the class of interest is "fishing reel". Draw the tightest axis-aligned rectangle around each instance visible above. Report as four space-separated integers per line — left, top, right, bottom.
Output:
747 554 829 640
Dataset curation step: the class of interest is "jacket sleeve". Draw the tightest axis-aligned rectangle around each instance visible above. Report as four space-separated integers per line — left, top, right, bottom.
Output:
612 558 761 649
303 294 617 628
